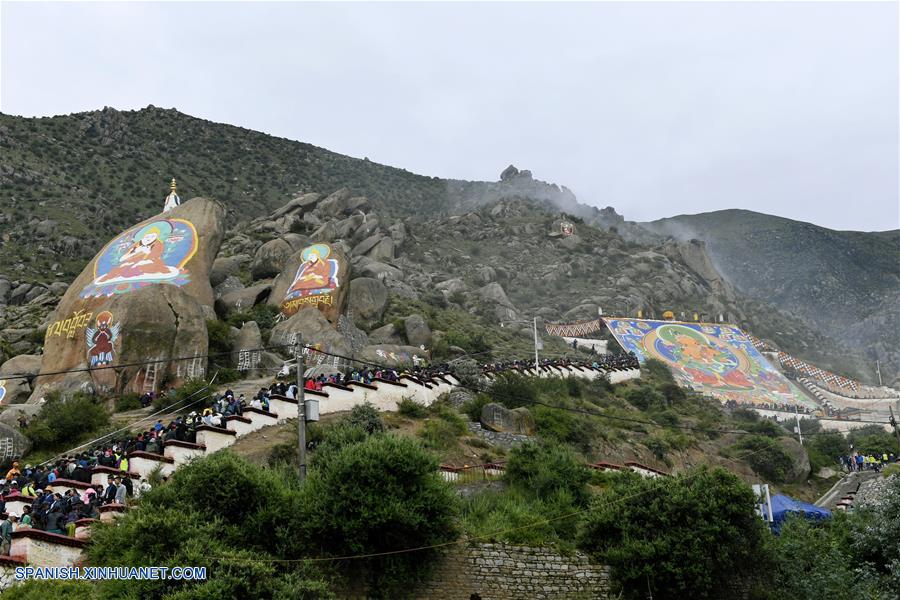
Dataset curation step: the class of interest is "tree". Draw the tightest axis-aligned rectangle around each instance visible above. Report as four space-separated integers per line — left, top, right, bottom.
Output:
577 466 770 600
297 434 459 597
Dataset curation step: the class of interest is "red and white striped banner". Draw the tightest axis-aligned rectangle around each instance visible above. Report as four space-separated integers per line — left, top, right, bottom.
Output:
545 319 602 338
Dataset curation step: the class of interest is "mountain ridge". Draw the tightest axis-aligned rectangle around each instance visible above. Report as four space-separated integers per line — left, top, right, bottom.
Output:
0 106 895 384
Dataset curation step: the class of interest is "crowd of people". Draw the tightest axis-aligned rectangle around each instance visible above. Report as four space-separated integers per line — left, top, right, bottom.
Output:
0 457 150 553
724 399 814 415
302 367 404 391
482 352 639 375
840 452 898 473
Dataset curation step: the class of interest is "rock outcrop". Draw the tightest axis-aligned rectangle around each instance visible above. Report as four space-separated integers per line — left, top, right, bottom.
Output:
347 278 389 324
27 198 225 401
268 307 351 364
480 402 536 435
268 243 349 323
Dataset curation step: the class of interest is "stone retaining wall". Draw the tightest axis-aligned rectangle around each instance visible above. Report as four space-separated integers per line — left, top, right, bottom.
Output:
467 422 530 449
413 542 611 599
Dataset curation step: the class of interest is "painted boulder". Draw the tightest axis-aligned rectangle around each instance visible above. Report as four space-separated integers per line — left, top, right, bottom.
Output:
28 198 224 402
268 243 349 323
358 344 428 368
269 307 350 367
32 284 208 401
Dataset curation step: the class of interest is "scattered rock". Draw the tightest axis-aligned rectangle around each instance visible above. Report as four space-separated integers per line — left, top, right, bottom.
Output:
268 307 350 360
214 275 245 300
480 402 536 435
215 282 272 317
210 256 243 287
368 323 403 345
403 314 432 348
347 277 388 324
251 238 294 280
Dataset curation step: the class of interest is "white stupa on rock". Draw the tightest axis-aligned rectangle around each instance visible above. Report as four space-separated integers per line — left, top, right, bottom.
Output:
163 178 181 213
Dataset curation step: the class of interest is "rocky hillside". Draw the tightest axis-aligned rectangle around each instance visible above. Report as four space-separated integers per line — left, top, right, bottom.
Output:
639 210 900 385
0 107 582 284
0 107 892 385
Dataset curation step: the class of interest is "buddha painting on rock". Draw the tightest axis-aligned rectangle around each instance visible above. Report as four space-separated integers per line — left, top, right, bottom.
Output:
281 243 340 315
80 219 198 298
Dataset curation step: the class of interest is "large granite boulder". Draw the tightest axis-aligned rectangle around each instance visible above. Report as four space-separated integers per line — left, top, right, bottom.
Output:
347 278 388 324
358 344 427 368
0 355 41 405
270 192 320 220
268 242 349 323
480 403 535 435
269 307 350 364
0 279 11 305
368 323 404 345
0 421 31 458
233 321 265 376
215 282 272 318
251 238 294 280
476 283 519 321
403 314 432 348
32 284 209 402
28 197 224 401
316 188 353 217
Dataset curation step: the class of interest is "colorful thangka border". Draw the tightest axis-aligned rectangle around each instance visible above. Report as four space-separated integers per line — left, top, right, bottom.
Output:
605 318 812 408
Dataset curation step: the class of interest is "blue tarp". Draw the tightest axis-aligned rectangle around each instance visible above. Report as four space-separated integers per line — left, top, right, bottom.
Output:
769 493 832 534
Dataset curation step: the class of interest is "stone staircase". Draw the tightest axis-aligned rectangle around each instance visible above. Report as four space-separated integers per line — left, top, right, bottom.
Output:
0 364 639 578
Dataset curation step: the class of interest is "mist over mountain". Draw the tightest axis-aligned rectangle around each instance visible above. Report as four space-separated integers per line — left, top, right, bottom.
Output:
640 210 900 385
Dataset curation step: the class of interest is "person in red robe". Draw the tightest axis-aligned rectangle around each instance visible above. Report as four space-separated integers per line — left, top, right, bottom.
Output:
96 230 171 283
288 251 334 295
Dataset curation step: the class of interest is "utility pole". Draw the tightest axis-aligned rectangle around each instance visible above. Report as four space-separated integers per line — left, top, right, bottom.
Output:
889 406 900 452
295 339 308 482
794 404 803 446
875 360 883 387
533 317 540 371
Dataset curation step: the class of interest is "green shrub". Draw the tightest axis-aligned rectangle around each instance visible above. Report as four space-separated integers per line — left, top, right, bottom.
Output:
346 402 385 434
115 393 142 412
531 403 599 454
461 393 492 422
566 377 584 397
206 318 234 368
486 373 537 409
397 397 428 418
577 466 770 600
419 407 467 451
299 434 459 596
152 378 211 411
725 435 793 483
26 392 110 450
623 386 665 411
505 440 591 505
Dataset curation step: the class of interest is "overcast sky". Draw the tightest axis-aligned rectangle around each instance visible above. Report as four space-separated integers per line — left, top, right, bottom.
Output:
2 2 897 231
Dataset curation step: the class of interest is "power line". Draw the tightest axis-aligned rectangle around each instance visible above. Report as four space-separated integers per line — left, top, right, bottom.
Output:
0 344 293 382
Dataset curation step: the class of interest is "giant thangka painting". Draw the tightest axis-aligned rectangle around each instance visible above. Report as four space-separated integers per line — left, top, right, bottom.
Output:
80 219 198 298
605 319 811 408
281 243 340 316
